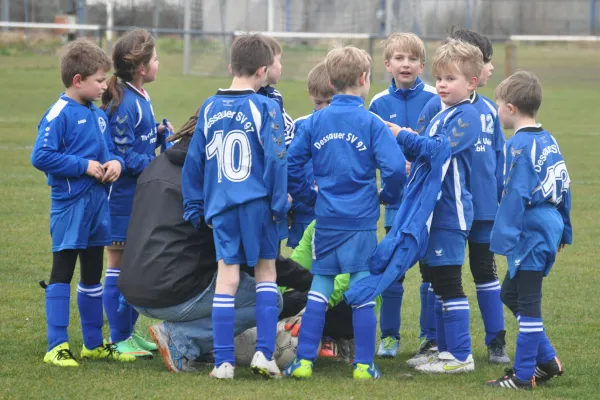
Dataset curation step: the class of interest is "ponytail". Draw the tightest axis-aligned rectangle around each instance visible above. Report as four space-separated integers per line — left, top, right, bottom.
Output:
167 108 201 142
101 75 123 115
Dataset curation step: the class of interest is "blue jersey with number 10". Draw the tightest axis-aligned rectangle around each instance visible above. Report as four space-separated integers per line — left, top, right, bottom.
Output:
182 89 288 227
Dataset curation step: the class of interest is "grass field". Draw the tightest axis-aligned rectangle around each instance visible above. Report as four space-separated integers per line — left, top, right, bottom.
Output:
1 41 600 399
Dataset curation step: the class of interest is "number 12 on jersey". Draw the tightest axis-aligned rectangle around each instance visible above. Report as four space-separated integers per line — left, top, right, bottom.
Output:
206 130 252 183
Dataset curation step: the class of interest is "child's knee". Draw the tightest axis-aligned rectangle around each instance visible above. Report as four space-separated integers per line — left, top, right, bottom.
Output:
310 274 335 299
349 270 370 287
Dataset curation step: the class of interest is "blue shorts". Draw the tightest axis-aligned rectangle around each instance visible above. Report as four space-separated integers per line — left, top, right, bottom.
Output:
211 198 279 266
424 228 468 267
110 214 130 244
287 221 312 248
312 229 377 276
383 208 399 228
277 220 289 241
468 220 493 244
50 185 111 252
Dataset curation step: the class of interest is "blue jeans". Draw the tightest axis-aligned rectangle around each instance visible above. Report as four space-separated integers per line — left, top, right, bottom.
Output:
134 272 283 360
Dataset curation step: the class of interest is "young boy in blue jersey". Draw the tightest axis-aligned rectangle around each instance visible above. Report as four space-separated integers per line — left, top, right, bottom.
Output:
288 62 335 249
101 28 171 358
284 45 406 380
182 34 289 380
412 29 509 366
32 39 135 366
486 71 570 390
368 32 437 359
388 40 483 374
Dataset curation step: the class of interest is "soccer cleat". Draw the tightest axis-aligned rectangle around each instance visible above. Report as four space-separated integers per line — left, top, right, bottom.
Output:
43 343 79 367
353 363 382 380
148 322 196 372
283 358 313 379
376 336 399 358
114 336 153 359
487 330 511 364
132 331 158 352
319 337 337 358
80 340 136 362
336 338 355 364
416 352 474 374
210 362 235 379
407 340 438 368
250 351 282 379
487 373 535 389
535 357 564 384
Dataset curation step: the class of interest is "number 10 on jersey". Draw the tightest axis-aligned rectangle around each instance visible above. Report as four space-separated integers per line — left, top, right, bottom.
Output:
206 130 252 183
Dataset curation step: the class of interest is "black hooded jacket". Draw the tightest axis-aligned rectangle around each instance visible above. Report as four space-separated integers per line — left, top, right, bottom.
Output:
118 137 312 309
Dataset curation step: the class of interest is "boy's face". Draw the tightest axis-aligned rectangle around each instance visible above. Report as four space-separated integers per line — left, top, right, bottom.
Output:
310 94 332 111
77 68 108 102
478 61 494 87
385 51 424 89
496 100 514 129
142 48 159 84
267 53 282 85
435 66 477 107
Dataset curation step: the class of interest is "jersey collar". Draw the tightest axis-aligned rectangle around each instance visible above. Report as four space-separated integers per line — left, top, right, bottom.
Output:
515 124 543 134
216 88 255 96
389 77 424 99
125 82 150 101
331 94 364 107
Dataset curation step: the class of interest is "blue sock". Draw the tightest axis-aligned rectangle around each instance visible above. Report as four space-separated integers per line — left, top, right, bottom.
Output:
476 280 505 345
353 301 377 365
212 294 235 367
255 282 279 360
296 291 329 362
434 296 447 352
77 283 104 350
380 280 404 340
102 269 131 342
426 285 437 342
443 297 472 361
45 283 70 351
515 316 544 381
418 282 429 339
537 330 557 364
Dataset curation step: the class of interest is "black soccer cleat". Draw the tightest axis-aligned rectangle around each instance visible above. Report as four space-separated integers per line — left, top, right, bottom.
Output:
487 372 535 390
535 357 564 384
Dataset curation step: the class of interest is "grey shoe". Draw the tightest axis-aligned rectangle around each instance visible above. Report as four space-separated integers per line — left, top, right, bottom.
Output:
336 338 355 364
488 330 511 364
149 323 198 373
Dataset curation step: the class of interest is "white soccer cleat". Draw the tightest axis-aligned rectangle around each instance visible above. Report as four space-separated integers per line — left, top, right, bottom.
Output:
250 351 282 379
407 349 439 368
210 362 235 379
415 352 474 374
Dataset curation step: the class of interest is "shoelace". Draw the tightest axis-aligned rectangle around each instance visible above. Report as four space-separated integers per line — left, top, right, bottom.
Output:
56 348 76 361
103 343 122 357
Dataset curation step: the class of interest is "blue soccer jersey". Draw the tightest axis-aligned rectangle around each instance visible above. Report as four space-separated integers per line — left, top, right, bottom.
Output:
258 85 295 147
290 113 316 224
182 89 288 226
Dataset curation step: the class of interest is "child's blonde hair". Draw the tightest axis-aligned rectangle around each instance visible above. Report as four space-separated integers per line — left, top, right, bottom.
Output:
325 46 372 92
381 32 426 62
495 70 542 117
307 62 335 98
431 39 483 81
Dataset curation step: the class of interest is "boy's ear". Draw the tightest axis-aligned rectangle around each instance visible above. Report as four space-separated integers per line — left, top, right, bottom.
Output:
384 59 392 73
227 64 233 75
256 66 268 78
72 74 83 88
467 76 479 91
359 71 368 86
507 103 516 114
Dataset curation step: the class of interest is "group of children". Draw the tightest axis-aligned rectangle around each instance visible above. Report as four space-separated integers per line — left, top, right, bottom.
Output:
32 25 572 390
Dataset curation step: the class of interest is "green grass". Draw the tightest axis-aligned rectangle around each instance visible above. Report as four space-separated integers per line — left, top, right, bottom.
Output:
1 43 600 399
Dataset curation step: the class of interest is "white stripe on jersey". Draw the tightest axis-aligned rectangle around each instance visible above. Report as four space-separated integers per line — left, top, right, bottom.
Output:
248 99 263 147
423 84 437 94
135 99 143 128
453 158 467 230
481 97 497 118
46 99 68 122
203 101 214 139
369 89 389 107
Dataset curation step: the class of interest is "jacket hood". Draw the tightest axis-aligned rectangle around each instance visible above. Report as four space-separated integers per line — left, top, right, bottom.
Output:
165 136 191 166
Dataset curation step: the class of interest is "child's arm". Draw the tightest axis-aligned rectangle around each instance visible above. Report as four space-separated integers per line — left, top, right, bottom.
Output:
494 118 506 203
290 221 315 269
372 119 406 205
490 153 537 256
287 121 317 206
261 105 290 223
100 129 124 184
415 97 441 135
110 106 153 175
32 115 97 178
558 189 573 246
181 118 207 229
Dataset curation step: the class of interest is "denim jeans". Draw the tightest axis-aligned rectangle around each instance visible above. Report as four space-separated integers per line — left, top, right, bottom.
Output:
134 272 283 360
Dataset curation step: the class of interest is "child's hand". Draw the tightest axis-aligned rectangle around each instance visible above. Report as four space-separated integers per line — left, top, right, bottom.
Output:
288 193 293 206
558 243 567 252
385 121 401 137
102 160 122 183
405 161 411 175
402 127 418 135
378 188 388 206
157 121 174 134
86 160 105 181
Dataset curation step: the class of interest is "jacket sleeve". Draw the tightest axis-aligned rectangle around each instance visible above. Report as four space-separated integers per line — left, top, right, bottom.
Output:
261 103 290 222
494 118 506 203
31 113 88 177
287 119 317 206
372 119 406 205
274 256 313 292
416 96 441 135
558 189 573 245
182 117 207 229
490 153 537 256
111 104 152 175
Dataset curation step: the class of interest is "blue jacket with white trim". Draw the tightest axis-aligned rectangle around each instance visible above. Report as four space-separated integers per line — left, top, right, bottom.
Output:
289 113 316 223
490 125 572 256
258 85 295 147
287 94 406 231
369 77 437 209
32 94 123 206
182 89 289 227
398 99 479 231
417 92 506 221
